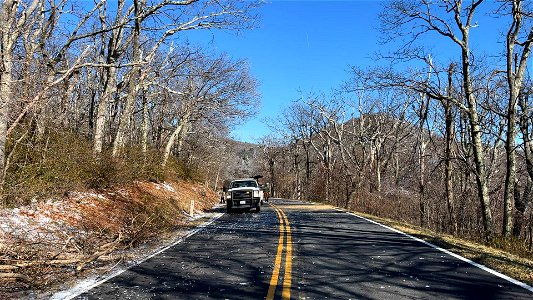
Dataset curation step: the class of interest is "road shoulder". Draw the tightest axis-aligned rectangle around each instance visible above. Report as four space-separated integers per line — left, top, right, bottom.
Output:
335 206 533 290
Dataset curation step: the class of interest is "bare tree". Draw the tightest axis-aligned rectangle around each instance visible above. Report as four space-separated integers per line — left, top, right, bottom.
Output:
381 0 494 235
259 136 284 198
501 0 533 236
444 63 458 234
0 0 40 177
92 0 132 156
1 1 109 183
515 81 533 236
160 53 258 166
110 0 261 158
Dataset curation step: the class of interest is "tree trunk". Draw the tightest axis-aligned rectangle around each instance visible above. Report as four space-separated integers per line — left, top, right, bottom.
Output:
516 92 533 236
161 122 185 167
468 101 493 235
213 165 221 191
294 150 301 200
444 101 458 233
444 63 458 234
161 112 191 167
325 137 332 202
175 121 191 157
0 0 17 183
112 0 143 158
503 89 517 236
513 179 530 237
93 0 127 157
418 92 428 227
269 159 275 198
0 62 11 183
93 65 117 156
419 139 426 227
461 43 493 235
503 0 533 236
141 89 149 155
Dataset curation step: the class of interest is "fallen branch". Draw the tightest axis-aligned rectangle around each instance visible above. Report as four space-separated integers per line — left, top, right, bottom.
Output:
76 233 123 271
0 272 31 282
0 265 19 271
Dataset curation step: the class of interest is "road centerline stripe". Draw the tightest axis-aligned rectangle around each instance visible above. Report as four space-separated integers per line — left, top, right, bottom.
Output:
267 204 294 300
280 208 292 300
267 206 285 300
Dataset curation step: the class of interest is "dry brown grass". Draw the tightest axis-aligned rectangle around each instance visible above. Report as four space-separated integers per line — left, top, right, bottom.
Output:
0 179 218 299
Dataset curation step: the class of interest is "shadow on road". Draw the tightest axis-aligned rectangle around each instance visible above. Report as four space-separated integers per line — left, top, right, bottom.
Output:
289 206 531 299
80 208 278 299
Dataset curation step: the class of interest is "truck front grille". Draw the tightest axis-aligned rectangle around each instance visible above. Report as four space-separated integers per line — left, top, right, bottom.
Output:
232 190 252 200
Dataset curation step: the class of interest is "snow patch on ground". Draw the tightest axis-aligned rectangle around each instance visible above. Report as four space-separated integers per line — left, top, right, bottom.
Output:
0 180 219 298
0 192 108 243
161 182 176 193
1 206 64 242
116 189 130 198
151 181 177 193
69 192 107 202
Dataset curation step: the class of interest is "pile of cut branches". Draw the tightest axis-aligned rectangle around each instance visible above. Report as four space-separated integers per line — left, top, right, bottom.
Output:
0 180 217 299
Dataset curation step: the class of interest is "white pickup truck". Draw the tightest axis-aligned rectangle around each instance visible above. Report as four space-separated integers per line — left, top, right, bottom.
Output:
225 178 264 213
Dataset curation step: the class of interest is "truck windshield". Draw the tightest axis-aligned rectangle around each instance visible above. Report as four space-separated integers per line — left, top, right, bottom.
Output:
231 181 257 188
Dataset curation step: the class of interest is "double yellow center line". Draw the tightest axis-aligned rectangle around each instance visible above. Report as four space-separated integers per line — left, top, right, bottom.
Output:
267 204 293 300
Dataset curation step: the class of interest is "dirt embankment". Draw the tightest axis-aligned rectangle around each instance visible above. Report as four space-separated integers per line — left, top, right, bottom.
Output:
0 179 218 299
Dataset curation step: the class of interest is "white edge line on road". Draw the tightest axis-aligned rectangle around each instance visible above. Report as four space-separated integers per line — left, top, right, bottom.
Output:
50 212 225 300
337 208 533 293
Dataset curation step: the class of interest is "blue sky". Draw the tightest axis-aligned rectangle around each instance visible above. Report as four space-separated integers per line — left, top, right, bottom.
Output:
183 0 385 143
183 0 510 143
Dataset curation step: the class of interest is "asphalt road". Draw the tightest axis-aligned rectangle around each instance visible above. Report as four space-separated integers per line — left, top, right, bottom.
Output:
75 199 533 299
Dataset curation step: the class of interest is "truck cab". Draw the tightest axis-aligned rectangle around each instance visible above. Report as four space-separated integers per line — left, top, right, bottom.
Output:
225 178 263 213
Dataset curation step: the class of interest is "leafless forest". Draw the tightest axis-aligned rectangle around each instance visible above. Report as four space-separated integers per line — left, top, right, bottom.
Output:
3 1 533 295
0 0 262 204
260 0 533 253
2 0 533 263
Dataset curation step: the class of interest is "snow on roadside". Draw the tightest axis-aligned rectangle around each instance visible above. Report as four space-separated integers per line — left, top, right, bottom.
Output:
1 201 72 243
0 181 211 244
0 192 111 244
0 180 219 299
161 182 176 193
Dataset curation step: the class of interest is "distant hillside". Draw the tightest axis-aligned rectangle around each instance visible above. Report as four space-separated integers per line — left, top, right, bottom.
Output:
220 139 263 181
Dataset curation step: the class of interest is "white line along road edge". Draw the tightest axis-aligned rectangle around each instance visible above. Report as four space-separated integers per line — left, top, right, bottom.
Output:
50 212 225 300
337 208 533 293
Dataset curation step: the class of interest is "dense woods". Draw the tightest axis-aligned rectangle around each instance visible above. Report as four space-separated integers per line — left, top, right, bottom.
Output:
262 0 533 251
0 0 261 205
